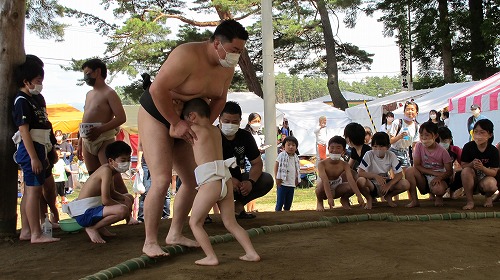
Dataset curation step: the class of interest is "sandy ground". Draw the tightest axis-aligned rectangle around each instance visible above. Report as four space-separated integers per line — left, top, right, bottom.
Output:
2 197 500 280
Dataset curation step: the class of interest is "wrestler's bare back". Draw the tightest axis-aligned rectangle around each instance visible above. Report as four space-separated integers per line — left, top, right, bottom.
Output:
77 165 114 200
82 85 119 124
190 124 223 166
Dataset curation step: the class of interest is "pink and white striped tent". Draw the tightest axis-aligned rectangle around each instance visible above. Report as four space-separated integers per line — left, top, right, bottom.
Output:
448 72 500 114
447 72 500 147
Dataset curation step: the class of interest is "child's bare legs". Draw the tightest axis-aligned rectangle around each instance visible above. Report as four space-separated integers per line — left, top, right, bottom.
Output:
314 179 326 211
461 167 476 210
218 183 259 263
42 175 60 227
430 180 448 207
385 179 410 207
85 204 129 243
23 186 60 243
189 182 224 265
479 177 498 208
405 167 422 208
356 177 373 209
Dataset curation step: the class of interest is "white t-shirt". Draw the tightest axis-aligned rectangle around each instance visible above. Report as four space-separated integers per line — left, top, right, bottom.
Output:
314 126 328 145
276 152 298 187
358 150 403 176
389 119 420 150
379 123 393 134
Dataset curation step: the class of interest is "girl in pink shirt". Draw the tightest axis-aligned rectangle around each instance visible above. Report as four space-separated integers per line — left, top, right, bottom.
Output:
406 122 453 207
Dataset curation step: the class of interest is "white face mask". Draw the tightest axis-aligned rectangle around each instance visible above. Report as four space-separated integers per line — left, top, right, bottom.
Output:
115 161 130 173
217 43 240 68
373 150 386 158
221 123 239 136
430 114 437 120
250 123 261 131
472 109 480 118
439 142 450 150
29 84 43 95
329 153 342 161
55 136 63 142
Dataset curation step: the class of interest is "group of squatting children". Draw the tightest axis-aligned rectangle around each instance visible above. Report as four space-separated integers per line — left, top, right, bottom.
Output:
274 101 499 213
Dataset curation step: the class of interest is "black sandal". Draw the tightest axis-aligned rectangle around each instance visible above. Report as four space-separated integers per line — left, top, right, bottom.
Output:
235 211 256 219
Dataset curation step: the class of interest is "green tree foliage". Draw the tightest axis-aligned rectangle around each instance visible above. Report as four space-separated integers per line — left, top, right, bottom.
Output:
26 0 67 41
372 0 499 81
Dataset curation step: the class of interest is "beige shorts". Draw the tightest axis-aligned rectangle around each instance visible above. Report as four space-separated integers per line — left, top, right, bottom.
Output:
82 129 118 156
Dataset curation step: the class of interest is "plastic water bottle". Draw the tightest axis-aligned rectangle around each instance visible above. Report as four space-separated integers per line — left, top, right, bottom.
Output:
402 127 410 141
42 213 52 238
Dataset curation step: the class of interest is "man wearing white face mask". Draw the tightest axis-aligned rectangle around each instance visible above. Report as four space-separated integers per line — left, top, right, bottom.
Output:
219 102 274 219
467 104 487 141
137 20 249 257
63 141 134 244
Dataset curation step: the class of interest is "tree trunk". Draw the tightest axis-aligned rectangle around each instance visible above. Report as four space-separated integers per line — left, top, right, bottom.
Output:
0 1 26 237
213 4 264 98
468 0 487 80
438 0 454 83
316 0 348 110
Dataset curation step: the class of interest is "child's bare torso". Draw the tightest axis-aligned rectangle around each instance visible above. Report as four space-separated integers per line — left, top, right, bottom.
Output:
191 124 223 165
77 165 113 200
322 160 346 180
82 86 116 123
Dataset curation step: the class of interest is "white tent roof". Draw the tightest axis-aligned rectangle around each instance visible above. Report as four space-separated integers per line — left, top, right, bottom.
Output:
392 81 478 123
276 101 351 155
447 72 500 147
309 91 376 103
228 92 351 155
345 88 431 131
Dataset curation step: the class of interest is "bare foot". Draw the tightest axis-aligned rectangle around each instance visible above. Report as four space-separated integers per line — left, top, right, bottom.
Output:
364 197 373 210
405 201 420 208
85 228 106 244
195 256 219 266
384 196 397 207
316 201 325 212
127 217 140 225
19 230 31 241
99 227 117 237
434 196 444 207
340 197 351 210
462 201 474 210
30 234 60 244
166 235 200 248
240 252 261 262
484 197 493 208
143 242 169 258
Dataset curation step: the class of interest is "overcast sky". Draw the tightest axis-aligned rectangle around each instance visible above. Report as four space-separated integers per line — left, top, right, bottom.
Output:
24 1 401 108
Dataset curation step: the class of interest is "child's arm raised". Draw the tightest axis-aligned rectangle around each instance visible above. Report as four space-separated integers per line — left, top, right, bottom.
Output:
343 162 365 208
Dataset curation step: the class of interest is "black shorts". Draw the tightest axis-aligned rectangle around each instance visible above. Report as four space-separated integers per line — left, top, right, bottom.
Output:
139 88 171 128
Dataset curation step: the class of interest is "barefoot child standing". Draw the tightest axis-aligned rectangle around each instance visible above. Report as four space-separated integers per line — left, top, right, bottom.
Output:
63 141 133 243
13 61 60 243
179 98 260 266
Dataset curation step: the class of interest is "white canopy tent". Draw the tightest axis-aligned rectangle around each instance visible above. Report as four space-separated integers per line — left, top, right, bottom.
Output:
276 101 351 155
392 81 478 124
227 92 352 155
345 89 431 131
447 72 500 147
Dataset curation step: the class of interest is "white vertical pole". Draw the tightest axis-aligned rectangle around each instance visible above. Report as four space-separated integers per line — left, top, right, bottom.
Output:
261 0 276 174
